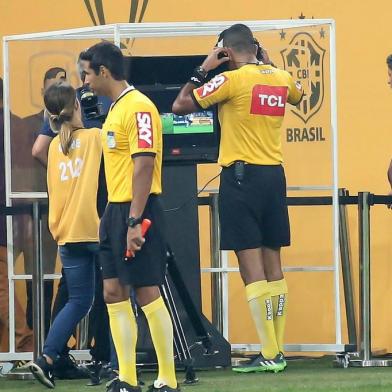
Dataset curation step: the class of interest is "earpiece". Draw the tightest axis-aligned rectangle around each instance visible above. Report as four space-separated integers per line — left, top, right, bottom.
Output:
253 38 264 62
216 30 226 48
217 51 229 60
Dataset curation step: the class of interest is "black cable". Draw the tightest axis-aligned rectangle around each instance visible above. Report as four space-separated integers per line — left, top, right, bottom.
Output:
164 171 221 213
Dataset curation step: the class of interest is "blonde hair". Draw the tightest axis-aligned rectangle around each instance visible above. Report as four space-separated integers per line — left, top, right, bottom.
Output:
44 81 77 156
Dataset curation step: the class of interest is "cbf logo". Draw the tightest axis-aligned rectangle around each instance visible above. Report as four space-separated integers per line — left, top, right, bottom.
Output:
280 32 325 124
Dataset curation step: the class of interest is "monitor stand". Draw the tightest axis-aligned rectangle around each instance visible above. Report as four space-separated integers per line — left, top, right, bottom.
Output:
134 164 231 374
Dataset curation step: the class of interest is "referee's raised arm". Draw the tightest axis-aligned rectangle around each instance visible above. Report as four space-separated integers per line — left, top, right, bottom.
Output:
172 47 229 115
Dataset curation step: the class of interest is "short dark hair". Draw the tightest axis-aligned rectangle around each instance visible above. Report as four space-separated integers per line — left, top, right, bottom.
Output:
387 54 392 70
218 24 255 54
79 42 125 81
43 67 66 86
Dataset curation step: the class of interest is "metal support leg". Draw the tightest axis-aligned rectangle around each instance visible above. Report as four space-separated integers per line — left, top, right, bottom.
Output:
75 315 90 350
349 192 392 367
209 193 223 334
338 188 357 347
160 275 198 384
359 191 371 363
32 201 45 360
7 203 42 380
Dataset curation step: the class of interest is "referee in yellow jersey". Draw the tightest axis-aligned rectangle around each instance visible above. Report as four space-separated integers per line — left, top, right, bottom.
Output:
173 24 303 373
29 81 102 388
80 43 178 392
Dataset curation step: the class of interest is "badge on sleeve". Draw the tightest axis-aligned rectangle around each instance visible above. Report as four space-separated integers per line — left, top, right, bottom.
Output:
196 74 228 98
107 131 116 148
136 112 153 148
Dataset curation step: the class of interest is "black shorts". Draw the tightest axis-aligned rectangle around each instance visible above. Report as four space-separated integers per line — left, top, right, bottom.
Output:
99 195 167 287
219 164 290 251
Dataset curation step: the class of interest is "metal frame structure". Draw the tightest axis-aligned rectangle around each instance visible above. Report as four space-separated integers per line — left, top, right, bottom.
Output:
347 193 392 367
2 19 338 360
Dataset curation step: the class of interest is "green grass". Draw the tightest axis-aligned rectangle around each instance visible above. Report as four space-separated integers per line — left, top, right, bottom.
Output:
2 357 392 392
172 124 213 134
161 113 213 135
161 114 174 134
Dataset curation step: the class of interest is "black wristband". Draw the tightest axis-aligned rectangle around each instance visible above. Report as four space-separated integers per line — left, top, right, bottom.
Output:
128 216 142 228
189 66 208 87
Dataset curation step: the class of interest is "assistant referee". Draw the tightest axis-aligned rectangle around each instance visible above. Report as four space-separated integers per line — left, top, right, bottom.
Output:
80 43 178 392
173 23 303 373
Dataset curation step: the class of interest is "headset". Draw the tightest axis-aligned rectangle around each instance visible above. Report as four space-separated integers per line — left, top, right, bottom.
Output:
253 37 265 62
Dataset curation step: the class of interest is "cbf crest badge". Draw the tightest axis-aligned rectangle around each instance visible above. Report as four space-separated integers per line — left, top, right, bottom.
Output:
280 32 325 123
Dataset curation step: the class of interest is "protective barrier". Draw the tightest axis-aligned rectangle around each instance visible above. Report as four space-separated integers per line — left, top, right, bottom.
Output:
3 191 391 366
2 20 339 359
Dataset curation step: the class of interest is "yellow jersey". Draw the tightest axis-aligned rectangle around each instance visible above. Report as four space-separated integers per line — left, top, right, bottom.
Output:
47 128 102 245
101 87 163 202
192 64 303 166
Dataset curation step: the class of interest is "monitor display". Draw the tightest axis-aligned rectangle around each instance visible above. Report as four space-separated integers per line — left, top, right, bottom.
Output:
138 86 220 164
133 55 222 164
161 111 214 135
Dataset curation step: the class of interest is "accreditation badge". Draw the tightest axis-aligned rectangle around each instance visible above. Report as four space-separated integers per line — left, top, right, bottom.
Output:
107 131 116 149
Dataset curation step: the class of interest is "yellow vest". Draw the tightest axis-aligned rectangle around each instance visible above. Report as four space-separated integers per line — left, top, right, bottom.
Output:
47 128 102 245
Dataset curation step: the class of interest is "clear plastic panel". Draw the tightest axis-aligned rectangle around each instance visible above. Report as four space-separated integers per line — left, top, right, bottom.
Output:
7 38 103 194
253 25 332 187
12 203 59 276
4 23 335 352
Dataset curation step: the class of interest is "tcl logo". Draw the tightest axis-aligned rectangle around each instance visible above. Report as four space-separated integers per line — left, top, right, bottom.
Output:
136 112 153 148
197 74 228 98
250 85 288 116
258 94 285 107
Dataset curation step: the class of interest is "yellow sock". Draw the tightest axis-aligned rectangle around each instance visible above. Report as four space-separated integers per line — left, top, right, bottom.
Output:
246 280 279 359
142 296 177 389
269 279 288 353
106 300 137 386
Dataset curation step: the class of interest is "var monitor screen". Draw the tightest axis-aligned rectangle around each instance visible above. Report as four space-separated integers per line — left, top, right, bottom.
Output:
139 86 219 163
161 111 214 135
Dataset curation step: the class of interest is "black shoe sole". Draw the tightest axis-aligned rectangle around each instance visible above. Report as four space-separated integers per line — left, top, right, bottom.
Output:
29 363 55 389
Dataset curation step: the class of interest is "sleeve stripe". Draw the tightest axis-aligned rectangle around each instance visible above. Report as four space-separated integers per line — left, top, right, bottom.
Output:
131 152 156 158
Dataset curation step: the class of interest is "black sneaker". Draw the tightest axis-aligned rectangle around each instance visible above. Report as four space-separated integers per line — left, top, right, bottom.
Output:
232 352 287 373
53 353 89 380
84 360 103 386
147 381 181 392
99 362 113 379
106 375 119 392
29 356 55 389
108 369 119 381
107 378 141 392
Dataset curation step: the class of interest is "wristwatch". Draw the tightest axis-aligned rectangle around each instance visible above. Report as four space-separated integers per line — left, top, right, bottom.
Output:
128 216 143 228
189 66 208 86
195 66 208 78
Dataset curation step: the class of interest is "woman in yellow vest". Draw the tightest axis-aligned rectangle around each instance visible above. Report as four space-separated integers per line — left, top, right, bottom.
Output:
29 81 102 389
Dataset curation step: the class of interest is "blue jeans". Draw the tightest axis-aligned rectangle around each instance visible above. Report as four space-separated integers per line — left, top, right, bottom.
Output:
43 242 98 360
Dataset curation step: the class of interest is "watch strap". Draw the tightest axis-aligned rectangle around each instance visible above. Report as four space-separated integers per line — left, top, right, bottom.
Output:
128 216 143 228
